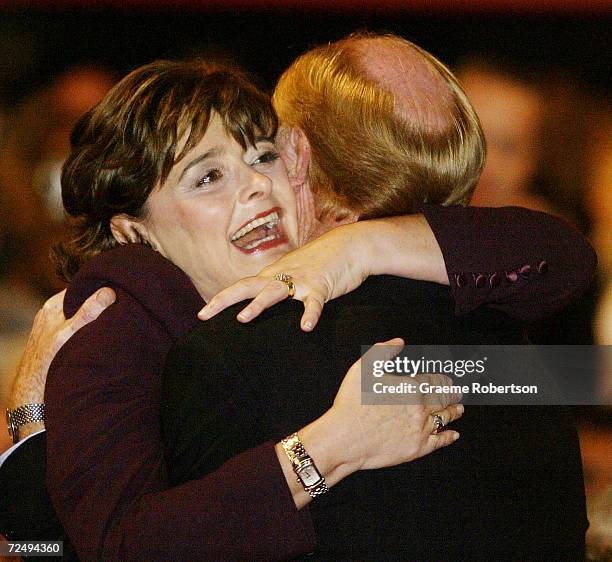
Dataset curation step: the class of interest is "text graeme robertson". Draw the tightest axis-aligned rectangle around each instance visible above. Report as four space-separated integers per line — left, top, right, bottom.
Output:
371 382 538 394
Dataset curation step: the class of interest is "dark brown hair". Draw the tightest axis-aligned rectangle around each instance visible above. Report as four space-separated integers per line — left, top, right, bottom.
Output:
55 59 277 281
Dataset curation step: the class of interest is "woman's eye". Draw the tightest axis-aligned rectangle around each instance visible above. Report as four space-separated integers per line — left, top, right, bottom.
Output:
195 169 223 188
252 150 279 166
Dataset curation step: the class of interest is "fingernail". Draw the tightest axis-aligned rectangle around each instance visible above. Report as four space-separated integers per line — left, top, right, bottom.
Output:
238 310 251 321
458 404 465 414
97 288 115 306
453 433 460 441
303 321 313 331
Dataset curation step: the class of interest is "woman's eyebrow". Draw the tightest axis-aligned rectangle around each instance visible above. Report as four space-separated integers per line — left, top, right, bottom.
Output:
177 148 219 183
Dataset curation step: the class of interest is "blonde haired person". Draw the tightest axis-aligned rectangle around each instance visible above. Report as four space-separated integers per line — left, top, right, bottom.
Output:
168 34 590 560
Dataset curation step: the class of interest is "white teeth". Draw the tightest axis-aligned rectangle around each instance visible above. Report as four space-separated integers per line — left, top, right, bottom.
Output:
231 211 279 242
243 234 280 250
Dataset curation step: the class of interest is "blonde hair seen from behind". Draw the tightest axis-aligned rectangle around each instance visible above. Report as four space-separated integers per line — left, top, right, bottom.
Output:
273 32 485 220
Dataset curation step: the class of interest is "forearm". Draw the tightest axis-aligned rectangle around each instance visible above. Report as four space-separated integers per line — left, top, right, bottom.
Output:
355 214 448 285
126 411 361 558
5 421 44 442
47 389 317 560
200 205 597 331
45 294 314 561
8 287 116 443
356 205 598 322
126 413 367 558
421 204 598 321
113 442 316 561
8 355 48 442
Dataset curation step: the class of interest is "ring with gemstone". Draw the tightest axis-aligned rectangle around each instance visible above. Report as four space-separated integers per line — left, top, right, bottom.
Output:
432 413 445 434
273 273 296 298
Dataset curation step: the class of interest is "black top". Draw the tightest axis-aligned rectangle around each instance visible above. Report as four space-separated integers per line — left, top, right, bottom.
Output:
162 276 587 561
0 432 79 561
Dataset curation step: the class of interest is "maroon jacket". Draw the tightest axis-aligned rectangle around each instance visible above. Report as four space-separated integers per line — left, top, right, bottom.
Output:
45 206 596 561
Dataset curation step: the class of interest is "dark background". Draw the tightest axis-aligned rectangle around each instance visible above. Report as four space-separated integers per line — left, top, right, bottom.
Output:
1 5 610 106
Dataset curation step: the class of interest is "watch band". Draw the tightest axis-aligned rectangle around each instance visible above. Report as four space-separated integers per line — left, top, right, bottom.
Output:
6 403 46 444
281 432 329 498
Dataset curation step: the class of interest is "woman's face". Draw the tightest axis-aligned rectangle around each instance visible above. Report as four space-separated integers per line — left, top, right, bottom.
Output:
131 113 298 301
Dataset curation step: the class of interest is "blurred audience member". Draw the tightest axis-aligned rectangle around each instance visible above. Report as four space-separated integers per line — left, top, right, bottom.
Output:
459 59 605 235
0 67 115 297
0 66 115 452
458 59 557 215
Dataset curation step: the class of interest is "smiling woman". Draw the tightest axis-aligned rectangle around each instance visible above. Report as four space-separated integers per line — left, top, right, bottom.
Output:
110 113 298 301
55 60 285 285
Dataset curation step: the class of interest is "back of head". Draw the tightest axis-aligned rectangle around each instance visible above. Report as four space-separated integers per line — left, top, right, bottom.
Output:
273 32 485 219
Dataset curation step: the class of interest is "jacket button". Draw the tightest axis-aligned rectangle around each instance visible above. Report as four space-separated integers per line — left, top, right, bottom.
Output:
489 273 500 287
519 264 531 277
506 271 519 283
538 260 548 274
475 274 486 288
455 274 466 288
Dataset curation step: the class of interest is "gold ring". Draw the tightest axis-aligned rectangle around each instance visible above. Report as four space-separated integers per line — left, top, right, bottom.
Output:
273 273 296 298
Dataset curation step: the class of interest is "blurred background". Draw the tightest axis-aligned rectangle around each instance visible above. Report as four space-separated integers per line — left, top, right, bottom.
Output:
0 0 610 558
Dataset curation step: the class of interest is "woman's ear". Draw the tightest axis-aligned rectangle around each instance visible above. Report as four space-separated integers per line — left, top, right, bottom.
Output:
110 214 150 245
332 208 360 227
277 126 311 187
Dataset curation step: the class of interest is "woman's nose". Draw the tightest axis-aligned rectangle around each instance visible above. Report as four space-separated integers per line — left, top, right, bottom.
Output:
239 169 272 203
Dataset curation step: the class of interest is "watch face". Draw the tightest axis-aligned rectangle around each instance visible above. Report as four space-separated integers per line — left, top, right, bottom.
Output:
298 465 321 487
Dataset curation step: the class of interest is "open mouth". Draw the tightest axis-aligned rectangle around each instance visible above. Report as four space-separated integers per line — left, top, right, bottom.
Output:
231 207 288 253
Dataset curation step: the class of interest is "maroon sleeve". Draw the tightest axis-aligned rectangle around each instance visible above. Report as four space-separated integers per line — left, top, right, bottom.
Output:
420 205 598 322
45 250 315 561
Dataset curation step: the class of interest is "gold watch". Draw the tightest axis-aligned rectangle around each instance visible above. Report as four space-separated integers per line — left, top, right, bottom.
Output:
281 432 329 498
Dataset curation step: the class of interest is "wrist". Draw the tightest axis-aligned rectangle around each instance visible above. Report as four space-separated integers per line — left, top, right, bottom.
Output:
275 408 362 510
6 404 46 444
12 421 45 441
8 384 46 412
342 221 379 279
365 215 449 284
8 391 45 412
298 408 361 485
10 364 47 412
361 218 400 277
